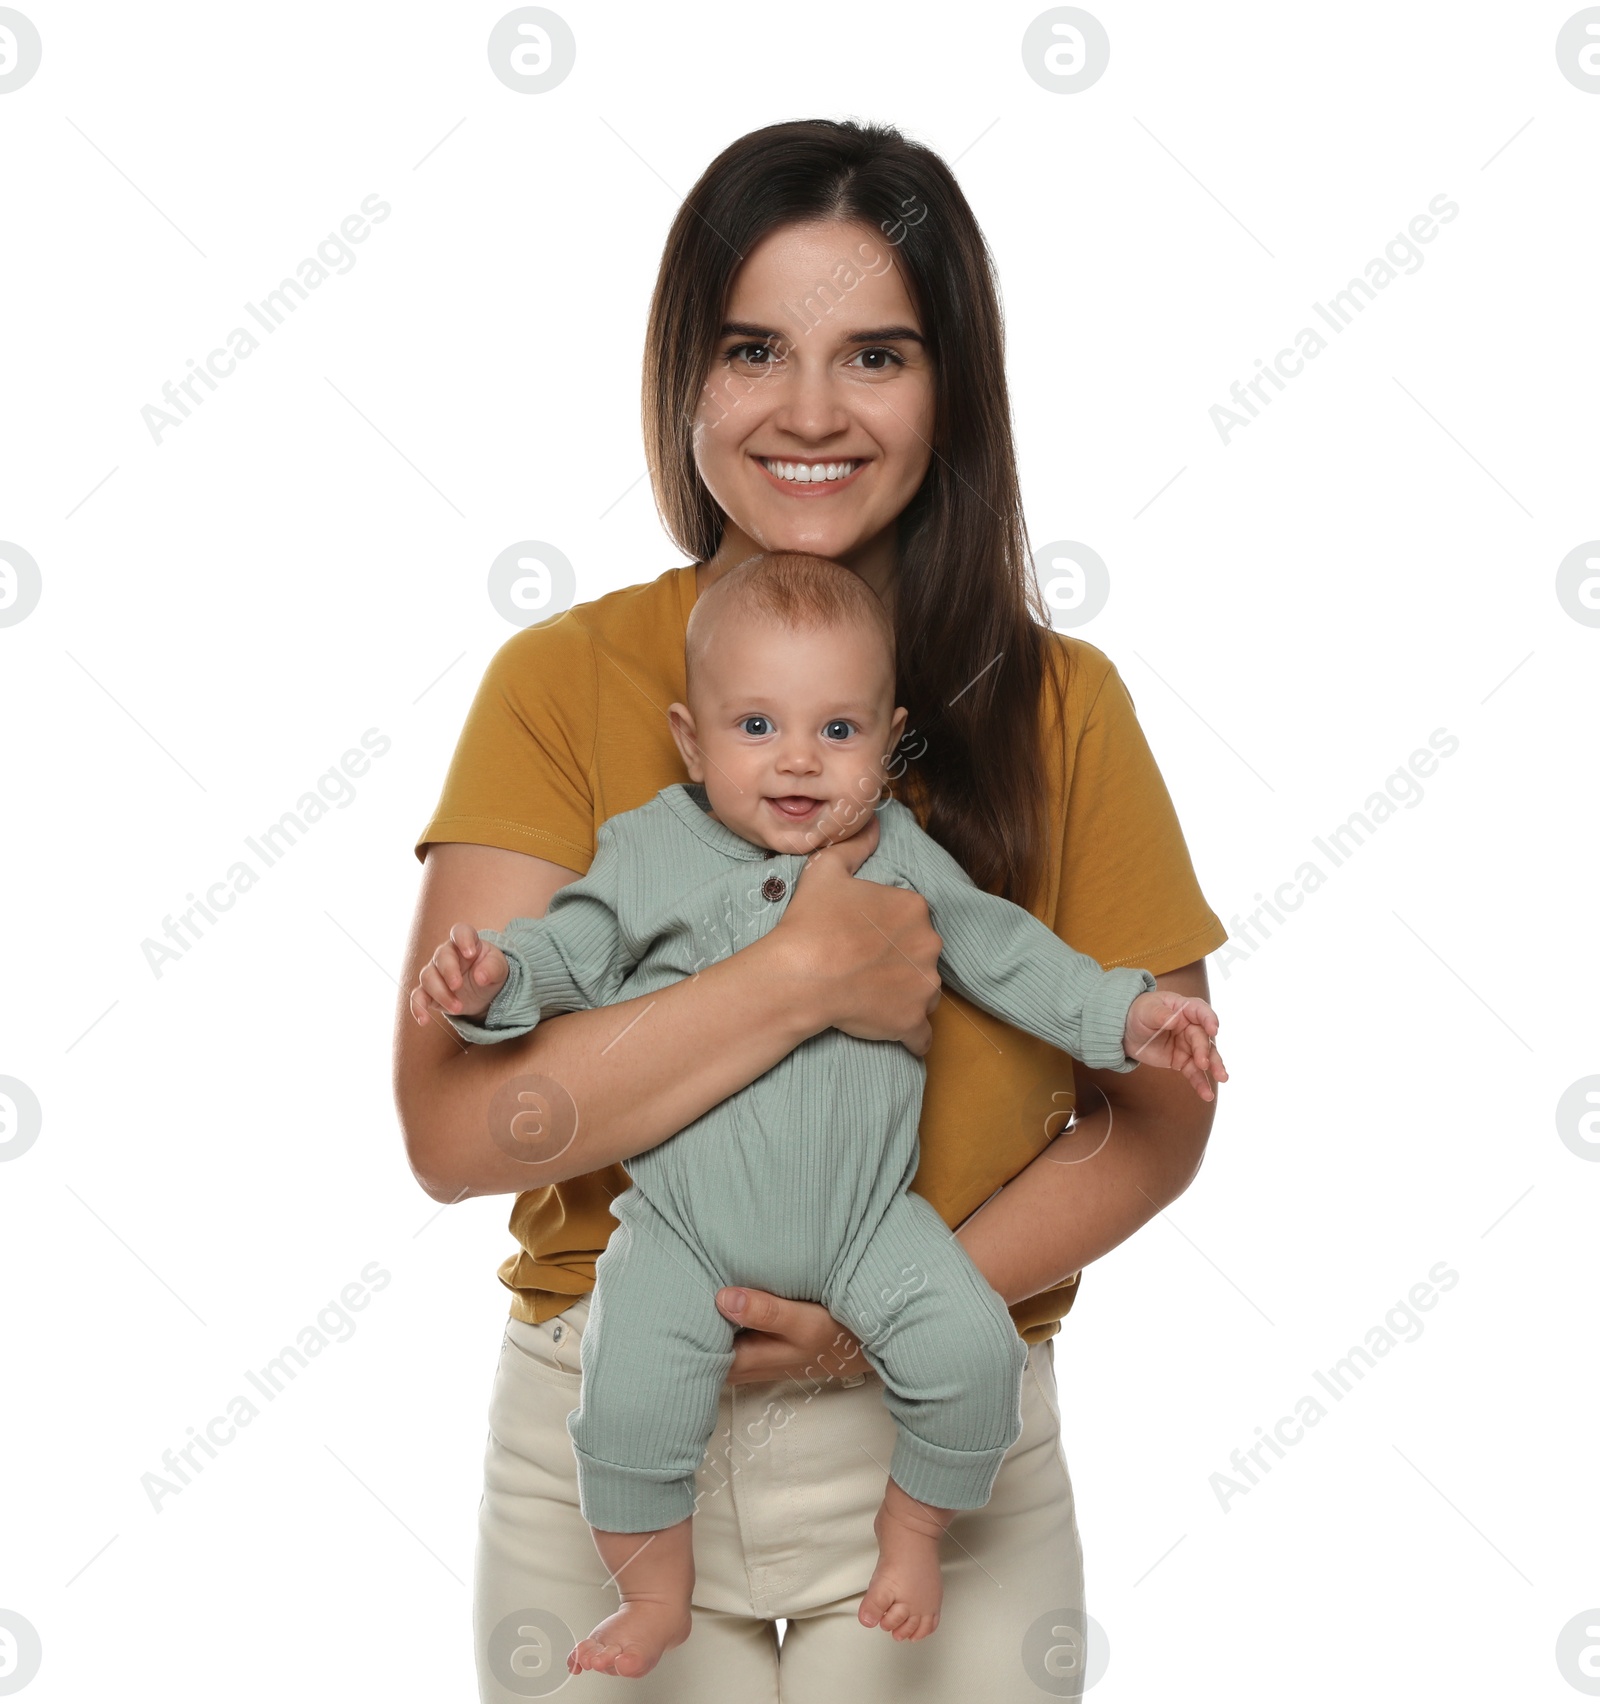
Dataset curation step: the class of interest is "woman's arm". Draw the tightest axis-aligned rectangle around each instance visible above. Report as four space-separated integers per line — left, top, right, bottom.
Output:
715 958 1219 1381
954 957 1219 1304
393 825 945 1203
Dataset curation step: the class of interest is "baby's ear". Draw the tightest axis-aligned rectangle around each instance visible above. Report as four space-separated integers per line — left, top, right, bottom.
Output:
666 701 703 779
886 704 909 754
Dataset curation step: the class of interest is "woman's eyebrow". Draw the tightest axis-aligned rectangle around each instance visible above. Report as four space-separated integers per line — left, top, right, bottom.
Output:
843 325 925 346
720 320 926 347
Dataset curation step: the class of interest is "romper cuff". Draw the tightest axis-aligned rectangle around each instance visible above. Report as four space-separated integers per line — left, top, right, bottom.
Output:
1077 965 1158 1072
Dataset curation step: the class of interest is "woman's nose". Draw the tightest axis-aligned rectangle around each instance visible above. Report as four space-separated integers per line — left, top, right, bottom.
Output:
769 364 851 442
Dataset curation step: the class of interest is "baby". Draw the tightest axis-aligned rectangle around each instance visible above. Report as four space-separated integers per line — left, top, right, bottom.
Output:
412 550 1227 1680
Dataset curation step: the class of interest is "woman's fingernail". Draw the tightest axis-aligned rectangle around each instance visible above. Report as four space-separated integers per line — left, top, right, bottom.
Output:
722 1289 747 1315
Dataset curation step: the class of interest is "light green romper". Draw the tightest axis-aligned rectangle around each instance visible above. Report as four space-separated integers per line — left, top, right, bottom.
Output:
451 781 1156 1533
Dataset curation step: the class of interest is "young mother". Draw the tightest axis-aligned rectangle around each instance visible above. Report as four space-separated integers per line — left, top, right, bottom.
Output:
396 118 1227 1702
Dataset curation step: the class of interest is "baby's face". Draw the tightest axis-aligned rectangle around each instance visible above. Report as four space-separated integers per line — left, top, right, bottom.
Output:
668 615 908 856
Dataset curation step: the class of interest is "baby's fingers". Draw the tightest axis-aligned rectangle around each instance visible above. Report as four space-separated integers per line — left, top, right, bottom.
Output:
1175 995 1220 1037
449 923 504 989
449 921 484 964
409 982 454 1028
1186 1020 1228 1084
426 938 463 994
1178 1024 1228 1096
1177 1048 1217 1101
1204 1037 1229 1084
419 960 466 1014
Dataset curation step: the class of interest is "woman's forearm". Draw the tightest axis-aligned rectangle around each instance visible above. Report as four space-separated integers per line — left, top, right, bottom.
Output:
955 1081 1214 1307
397 931 820 1202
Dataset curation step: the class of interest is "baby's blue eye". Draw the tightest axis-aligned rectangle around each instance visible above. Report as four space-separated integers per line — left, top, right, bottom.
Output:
823 720 854 741
741 715 772 736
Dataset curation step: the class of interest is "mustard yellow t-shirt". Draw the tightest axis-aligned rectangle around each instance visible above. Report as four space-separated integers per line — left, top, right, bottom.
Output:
415 562 1228 1345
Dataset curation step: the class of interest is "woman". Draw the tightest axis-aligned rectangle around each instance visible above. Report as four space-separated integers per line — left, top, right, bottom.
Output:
396 118 1228 1702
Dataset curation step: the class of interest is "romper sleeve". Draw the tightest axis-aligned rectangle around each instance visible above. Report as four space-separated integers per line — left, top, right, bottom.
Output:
444 818 635 1044
880 807 1157 1072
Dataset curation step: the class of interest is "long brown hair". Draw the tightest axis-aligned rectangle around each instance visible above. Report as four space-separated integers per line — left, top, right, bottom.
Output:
642 118 1065 909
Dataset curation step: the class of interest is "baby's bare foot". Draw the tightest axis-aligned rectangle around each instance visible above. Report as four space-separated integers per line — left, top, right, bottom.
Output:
858 1490 950 1642
566 1595 692 1679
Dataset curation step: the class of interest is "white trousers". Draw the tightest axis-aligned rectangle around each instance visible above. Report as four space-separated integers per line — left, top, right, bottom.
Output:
473 1293 1091 1701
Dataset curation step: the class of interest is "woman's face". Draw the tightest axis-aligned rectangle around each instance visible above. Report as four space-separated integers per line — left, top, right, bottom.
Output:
692 219 936 588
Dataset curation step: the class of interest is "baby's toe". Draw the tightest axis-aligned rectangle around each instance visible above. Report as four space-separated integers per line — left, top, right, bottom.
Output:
578 1638 621 1674
858 1583 892 1628
877 1599 913 1634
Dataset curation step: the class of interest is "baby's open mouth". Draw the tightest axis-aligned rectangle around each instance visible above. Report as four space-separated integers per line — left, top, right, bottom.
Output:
766 795 825 819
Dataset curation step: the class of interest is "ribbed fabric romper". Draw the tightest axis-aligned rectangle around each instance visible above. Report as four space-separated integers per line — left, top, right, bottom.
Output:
450 781 1157 1533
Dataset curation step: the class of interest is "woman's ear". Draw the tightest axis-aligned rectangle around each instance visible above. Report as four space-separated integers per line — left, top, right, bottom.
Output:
667 702 705 779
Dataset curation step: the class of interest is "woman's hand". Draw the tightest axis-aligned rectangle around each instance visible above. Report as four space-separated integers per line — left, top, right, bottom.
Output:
771 811 945 1056
716 1287 870 1387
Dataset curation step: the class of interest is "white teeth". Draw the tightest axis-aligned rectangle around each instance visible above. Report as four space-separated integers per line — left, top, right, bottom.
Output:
761 458 859 483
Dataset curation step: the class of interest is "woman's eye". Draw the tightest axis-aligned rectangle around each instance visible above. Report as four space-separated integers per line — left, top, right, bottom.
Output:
740 715 772 736
849 347 906 372
725 341 781 368
823 720 854 741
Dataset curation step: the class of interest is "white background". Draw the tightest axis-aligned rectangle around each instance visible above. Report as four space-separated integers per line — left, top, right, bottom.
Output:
1 2 1596 1699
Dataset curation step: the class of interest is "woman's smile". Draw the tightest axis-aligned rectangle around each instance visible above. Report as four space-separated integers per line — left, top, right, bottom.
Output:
754 455 868 495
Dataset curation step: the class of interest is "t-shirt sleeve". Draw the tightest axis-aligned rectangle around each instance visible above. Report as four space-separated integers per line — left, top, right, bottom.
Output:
1054 647 1229 975
413 613 599 872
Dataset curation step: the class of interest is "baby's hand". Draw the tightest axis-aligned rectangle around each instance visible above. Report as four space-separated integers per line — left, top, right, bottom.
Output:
410 923 509 1028
1123 991 1229 1101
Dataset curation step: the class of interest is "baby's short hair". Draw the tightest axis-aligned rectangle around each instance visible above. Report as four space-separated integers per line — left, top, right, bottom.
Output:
684 550 895 690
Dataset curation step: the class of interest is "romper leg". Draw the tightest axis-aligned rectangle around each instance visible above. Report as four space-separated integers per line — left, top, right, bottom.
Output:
567 1199 736 1533
825 1189 1028 1512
